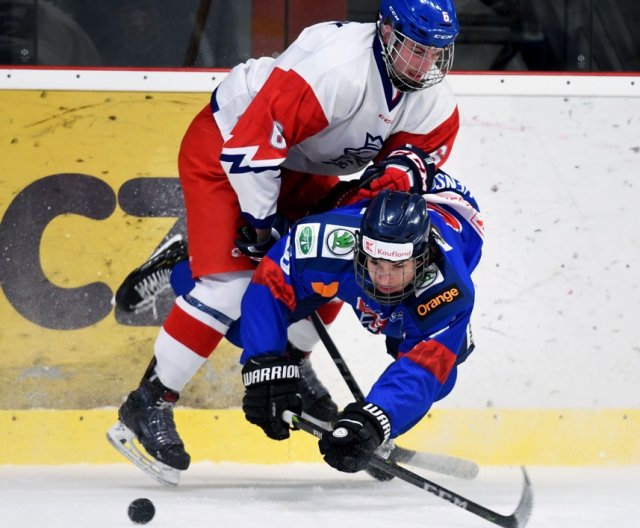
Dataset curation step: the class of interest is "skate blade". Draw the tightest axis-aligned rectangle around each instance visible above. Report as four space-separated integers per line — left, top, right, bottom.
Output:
106 421 181 487
149 233 184 260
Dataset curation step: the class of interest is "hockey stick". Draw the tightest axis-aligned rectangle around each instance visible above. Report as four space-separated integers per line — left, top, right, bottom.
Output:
283 411 533 528
309 311 479 480
310 311 365 400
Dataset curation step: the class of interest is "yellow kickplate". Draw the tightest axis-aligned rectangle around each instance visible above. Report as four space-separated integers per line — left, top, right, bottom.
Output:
1 408 638 466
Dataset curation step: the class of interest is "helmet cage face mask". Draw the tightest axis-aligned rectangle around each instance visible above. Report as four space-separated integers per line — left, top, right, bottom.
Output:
379 23 455 92
354 232 431 305
354 190 432 305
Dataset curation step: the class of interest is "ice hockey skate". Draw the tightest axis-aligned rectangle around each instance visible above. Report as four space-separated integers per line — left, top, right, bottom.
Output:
113 234 188 316
107 366 190 487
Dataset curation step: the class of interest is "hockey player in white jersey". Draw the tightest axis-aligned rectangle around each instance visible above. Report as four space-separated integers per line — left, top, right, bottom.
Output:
108 0 462 486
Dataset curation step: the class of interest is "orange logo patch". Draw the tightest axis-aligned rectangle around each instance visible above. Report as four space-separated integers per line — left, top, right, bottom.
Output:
311 282 339 298
416 286 461 318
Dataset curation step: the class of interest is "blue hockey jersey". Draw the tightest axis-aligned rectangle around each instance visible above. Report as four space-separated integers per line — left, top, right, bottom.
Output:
239 171 484 438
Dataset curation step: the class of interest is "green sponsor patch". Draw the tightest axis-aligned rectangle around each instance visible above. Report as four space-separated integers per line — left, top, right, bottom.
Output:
327 229 355 256
298 226 314 255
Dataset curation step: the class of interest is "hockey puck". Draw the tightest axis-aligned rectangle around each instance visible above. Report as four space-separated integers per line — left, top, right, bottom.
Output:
128 498 155 524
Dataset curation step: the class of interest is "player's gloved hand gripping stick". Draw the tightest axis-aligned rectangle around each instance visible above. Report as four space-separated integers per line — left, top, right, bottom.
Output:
319 401 390 473
283 410 534 528
309 311 480 480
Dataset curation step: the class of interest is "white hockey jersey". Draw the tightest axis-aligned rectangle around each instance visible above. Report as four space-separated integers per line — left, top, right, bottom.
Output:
212 21 459 228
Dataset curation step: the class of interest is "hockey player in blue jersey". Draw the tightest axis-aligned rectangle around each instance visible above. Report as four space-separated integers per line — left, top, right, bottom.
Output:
239 181 484 473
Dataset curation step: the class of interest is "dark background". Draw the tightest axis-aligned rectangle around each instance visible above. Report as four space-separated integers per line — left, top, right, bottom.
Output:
1 0 638 71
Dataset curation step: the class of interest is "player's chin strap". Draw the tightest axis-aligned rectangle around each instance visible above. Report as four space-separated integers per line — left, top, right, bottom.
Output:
309 311 479 480
283 410 534 528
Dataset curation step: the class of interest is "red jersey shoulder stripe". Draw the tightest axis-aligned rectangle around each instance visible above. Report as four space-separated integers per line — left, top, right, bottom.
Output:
397 339 457 385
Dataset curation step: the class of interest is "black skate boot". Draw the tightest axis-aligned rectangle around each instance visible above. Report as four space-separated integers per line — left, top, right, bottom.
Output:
118 375 191 471
287 343 338 423
107 360 190 486
114 234 188 314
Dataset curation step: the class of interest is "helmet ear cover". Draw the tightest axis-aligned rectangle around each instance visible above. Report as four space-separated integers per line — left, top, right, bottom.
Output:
354 190 432 305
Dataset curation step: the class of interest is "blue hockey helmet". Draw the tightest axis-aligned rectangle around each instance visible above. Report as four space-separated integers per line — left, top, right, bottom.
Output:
355 190 432 305
378 0 460 91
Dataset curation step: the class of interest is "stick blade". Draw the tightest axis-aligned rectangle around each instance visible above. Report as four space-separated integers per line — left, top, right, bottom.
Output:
511 466 534 528
390 445 480 479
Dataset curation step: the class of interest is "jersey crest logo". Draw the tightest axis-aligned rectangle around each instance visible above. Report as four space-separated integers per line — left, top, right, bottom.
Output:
324 133 384 170
356 297 388 333
326 229 355 256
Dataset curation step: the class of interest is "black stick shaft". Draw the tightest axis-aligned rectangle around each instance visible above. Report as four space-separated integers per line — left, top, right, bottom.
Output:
310 311 365 400
284 411 532 528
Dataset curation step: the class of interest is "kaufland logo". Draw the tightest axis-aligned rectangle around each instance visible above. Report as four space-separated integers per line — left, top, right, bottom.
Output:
364 238 376 253
362 236 413 261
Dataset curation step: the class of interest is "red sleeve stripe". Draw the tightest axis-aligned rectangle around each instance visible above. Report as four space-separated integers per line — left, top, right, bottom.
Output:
163 304 224 359
428 202 462 231
252 256 297 312
397 340 457 384
225 67 329 156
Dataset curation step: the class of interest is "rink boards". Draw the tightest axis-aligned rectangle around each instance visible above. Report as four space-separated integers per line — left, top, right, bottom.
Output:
2 408 639 465
1 71 639 467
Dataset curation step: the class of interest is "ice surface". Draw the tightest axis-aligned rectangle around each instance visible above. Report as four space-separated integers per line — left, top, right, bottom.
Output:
1 463 638 528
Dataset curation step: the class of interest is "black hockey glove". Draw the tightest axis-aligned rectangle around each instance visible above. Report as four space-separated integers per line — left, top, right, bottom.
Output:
318 401 391 473
241 354 302 440
235 213 290 262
